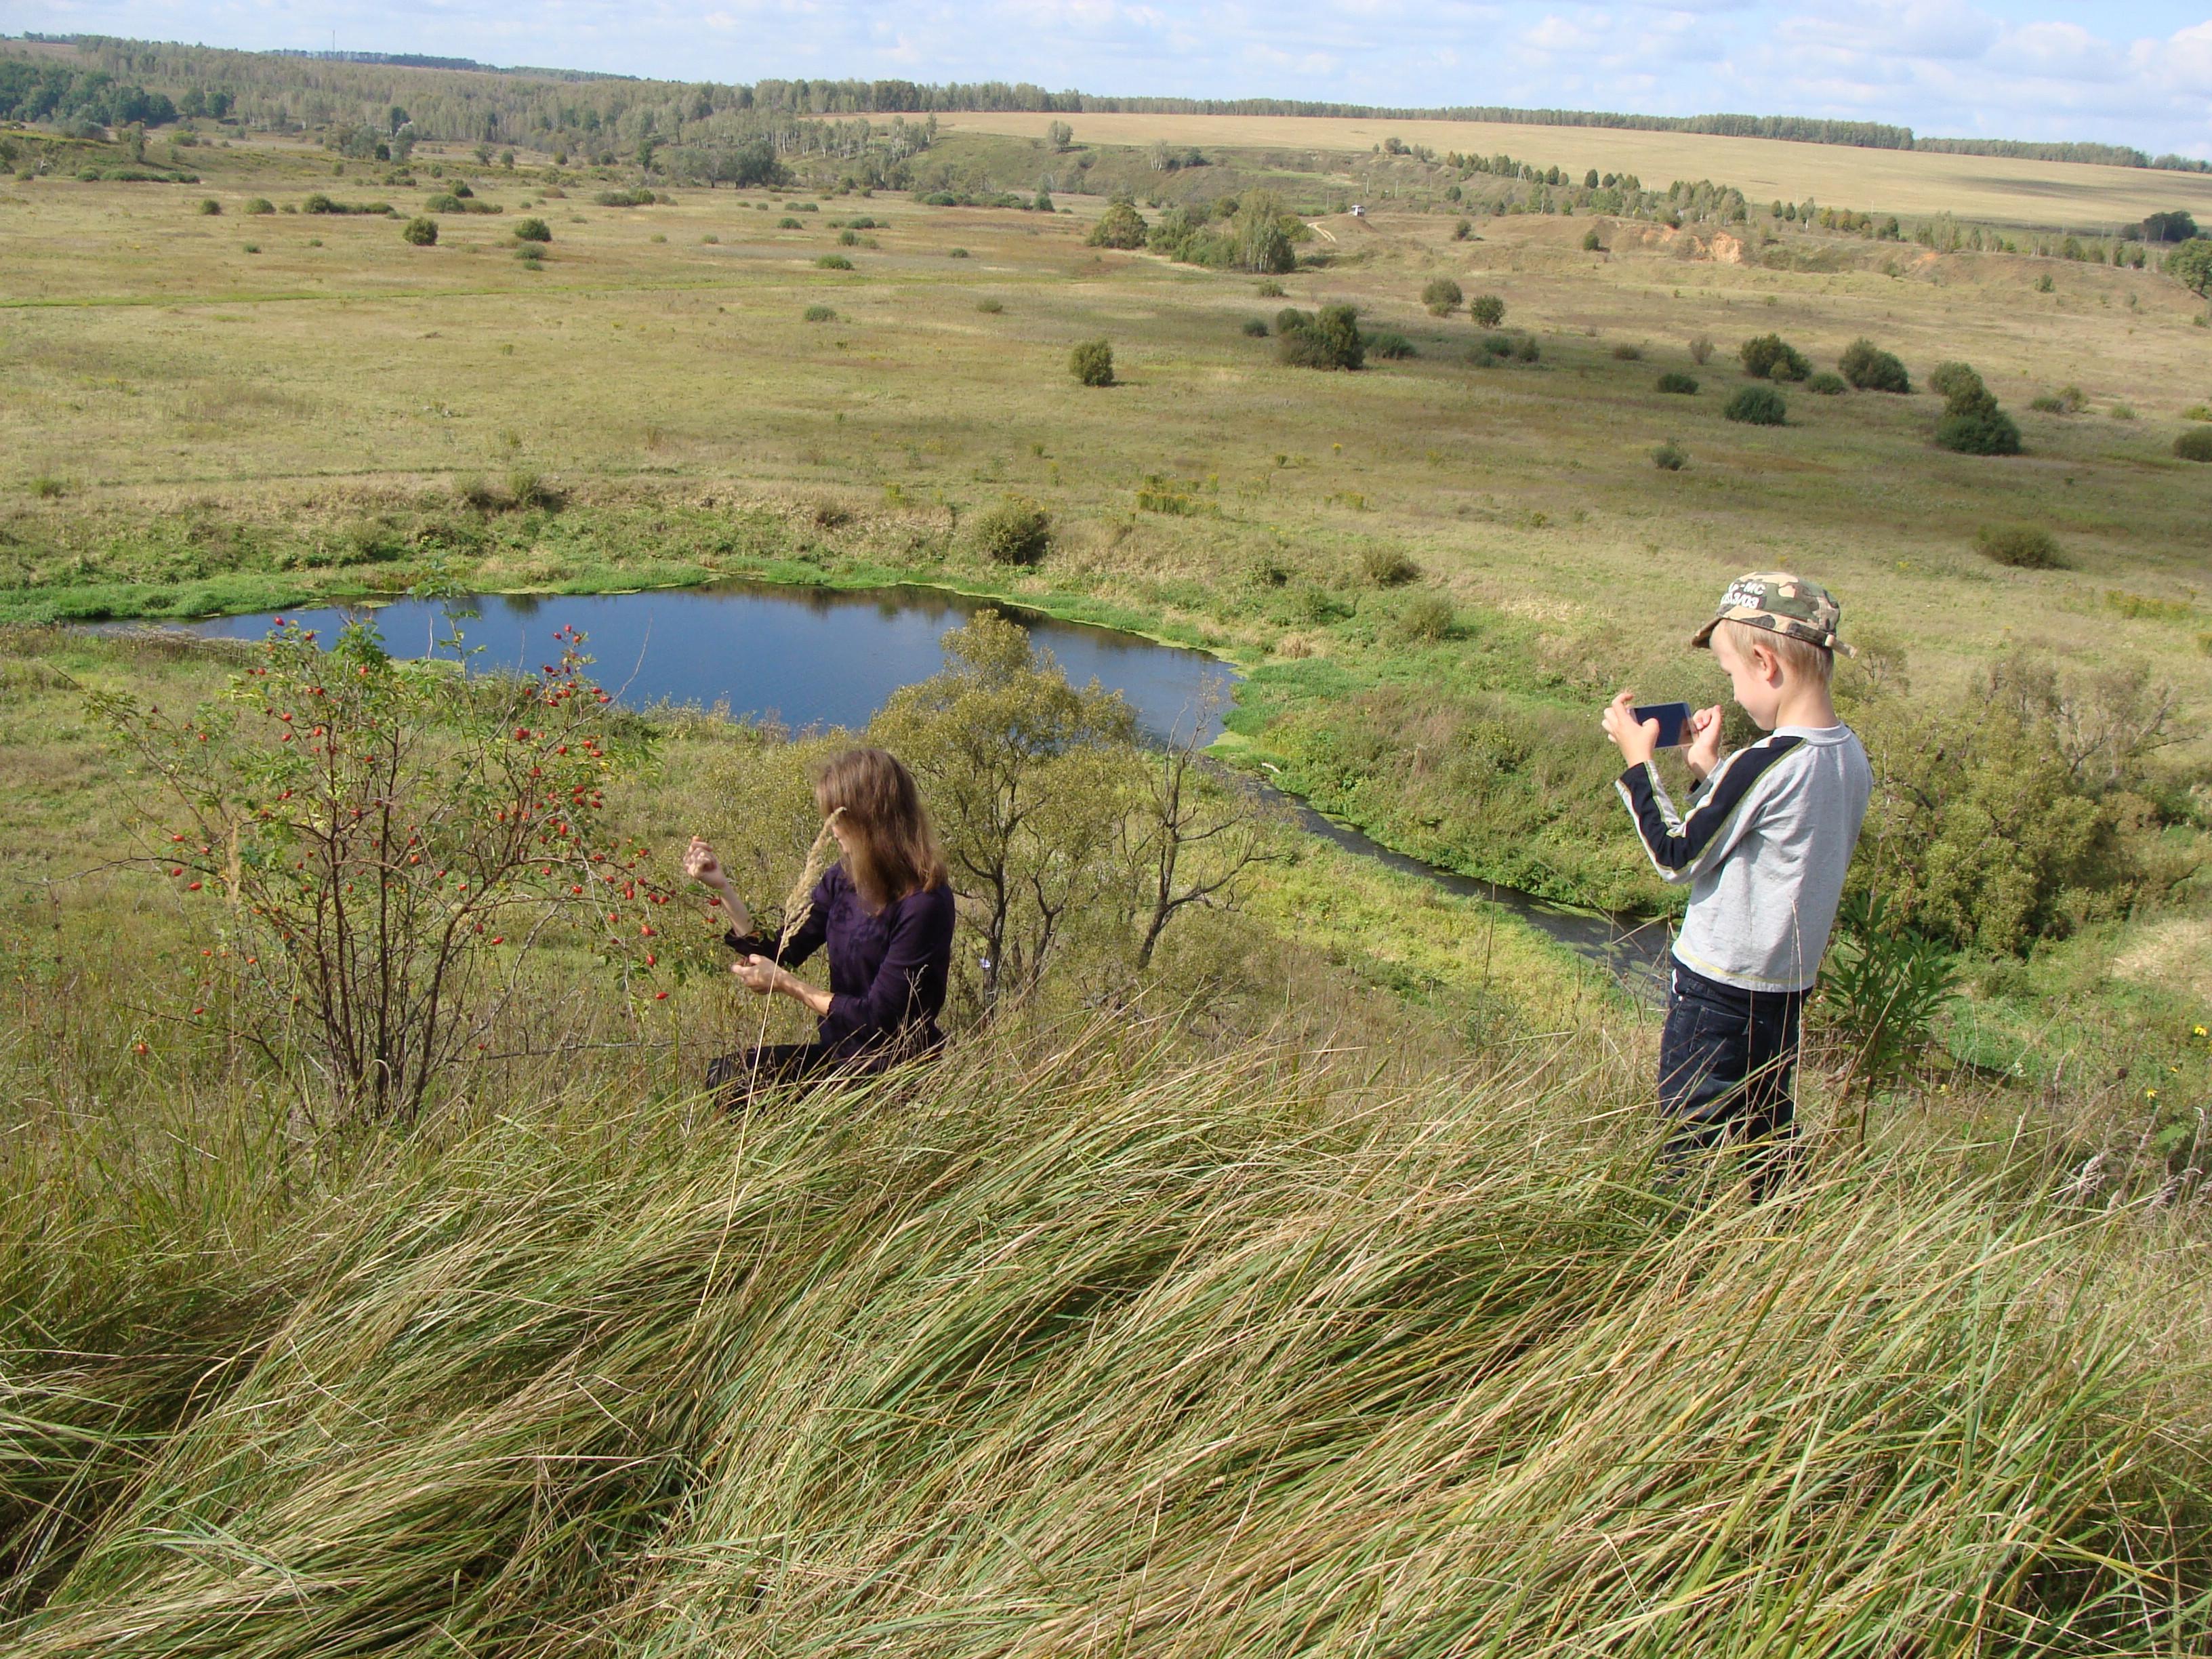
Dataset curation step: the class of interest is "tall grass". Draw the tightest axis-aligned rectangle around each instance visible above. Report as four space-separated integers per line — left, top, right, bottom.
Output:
4 1014 2207 1654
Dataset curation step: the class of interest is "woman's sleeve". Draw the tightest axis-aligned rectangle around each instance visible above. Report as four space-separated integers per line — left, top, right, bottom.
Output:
723 874 833 967
826 886 954 1039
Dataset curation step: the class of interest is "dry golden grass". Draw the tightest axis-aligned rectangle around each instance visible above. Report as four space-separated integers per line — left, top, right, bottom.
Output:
945 110 2212 228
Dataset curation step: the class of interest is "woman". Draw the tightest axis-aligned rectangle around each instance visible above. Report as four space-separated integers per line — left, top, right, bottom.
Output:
684 747 956 1104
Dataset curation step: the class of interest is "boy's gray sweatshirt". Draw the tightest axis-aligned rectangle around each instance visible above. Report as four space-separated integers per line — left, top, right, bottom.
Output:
1615 724 1871 993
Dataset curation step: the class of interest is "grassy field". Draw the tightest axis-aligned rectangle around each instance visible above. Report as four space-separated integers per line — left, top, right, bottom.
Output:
7 110 2212 1652
941 110 2212 228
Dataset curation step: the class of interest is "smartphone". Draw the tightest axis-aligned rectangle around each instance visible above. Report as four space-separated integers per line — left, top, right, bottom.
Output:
1633 701 1695 748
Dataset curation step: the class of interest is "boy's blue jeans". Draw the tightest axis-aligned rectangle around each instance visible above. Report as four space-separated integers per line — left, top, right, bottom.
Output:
1658 960 1806 1200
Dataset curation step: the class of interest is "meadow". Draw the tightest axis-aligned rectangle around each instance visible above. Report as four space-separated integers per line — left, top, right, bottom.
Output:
5 102 2212 1651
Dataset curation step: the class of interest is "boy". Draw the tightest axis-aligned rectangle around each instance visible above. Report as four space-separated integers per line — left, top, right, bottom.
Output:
1601 573 1871 1197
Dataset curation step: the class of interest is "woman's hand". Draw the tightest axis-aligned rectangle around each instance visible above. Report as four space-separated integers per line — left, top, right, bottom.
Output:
732 954 779 996
1684 704 1727 781
683 836 728 891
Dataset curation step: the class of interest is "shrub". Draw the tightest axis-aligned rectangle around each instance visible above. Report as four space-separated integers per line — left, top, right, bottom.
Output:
197 197 221 215
2175 428 2212 463
1275 306 1310 335
1256 278 1286 298
2109 403 2135 422
1469 294 1506 327
244 197 274 215
1839 337 1910 392
514 244 545 265
1739 333 1810 381
1421 276 1462 316
1391 593 1455 644
1651 438 1688 470
816 253 854 270
241 243 260 254
968 495 1052 565
1807 371 1847 395
1470 333 1514 363
425 193 464 212
1927 361 1984 405
803 304 836 322
1610 342 1641 361
778 216 803 228
1242 316 1269 337
1975 525 2064 567
401 216 438 246
1513 335 1540 363
1581 228 1603 251
592 187 656 207
1362 547 1420 586
1688 335 1714 365
1367 330 1416 360
507 469 564 511
27 476 65 499
511 216 551 243
976 298 1004 314
947 247 969 258
838 228 859 246
2184 404 2211 422
1936 406 2022 455
1087 199 1149 249
1276 303 1364 370
1724 385 1788 425
1656 371 1698 395
1070 338 1115 386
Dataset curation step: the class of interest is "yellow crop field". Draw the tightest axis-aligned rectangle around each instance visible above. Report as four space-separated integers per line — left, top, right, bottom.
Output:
942 111 2212 230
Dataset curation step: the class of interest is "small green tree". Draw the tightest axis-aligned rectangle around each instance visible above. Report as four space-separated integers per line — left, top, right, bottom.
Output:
513 217 552 242
1086 198 1149 249
1421 276 1463 315
2166 238 2212 300
1739 333 1809 380
1276 303 1363 370
1046 120 1074 151
1469 293 1506 327
402 216 438 246
1070 338 1115 386
1839 337 1910 392
968 496 1052 565
872 613 1136 1009
1724 385 1788 425
1231 190 1296 274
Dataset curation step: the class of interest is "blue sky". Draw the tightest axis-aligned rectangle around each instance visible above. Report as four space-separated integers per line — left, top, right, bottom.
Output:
22 1 2212 156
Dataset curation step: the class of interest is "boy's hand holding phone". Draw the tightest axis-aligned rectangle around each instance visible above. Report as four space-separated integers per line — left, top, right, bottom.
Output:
1602 693 1727 775
1683 704 1725 781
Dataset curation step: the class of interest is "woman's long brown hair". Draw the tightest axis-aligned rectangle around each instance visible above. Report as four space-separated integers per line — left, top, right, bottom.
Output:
811 747 948 909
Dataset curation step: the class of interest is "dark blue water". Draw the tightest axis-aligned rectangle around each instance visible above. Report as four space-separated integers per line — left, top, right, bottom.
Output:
171 580 1667 991
181 581 1236 745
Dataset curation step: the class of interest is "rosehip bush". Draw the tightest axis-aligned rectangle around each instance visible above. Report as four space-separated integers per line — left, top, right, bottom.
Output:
93 618 678 1124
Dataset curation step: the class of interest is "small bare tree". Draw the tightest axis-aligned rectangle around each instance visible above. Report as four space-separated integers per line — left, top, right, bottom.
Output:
94 619 670 1124
1125 693 1278 970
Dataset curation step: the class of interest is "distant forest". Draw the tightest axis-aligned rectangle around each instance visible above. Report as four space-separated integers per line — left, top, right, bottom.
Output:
6 34 2208 176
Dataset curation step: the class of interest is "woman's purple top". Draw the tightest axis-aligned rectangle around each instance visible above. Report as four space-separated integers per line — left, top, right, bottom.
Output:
726 863 956 1061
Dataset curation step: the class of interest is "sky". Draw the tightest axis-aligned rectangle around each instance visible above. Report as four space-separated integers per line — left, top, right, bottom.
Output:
18 0 2212 158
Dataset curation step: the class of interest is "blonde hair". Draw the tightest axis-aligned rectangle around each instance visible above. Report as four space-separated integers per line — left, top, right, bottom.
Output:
811 747 947 909
1717 618 1833 687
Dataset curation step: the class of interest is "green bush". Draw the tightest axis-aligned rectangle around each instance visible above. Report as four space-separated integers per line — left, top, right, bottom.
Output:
513 217 551 243
1724 385 1788 425
1739 333 1810 381
1256 278 1286 297
1420 276 1462 316
1469 294 1505 327
1361 547 1420 586
803 304 836 322
838 228 860 246
1581 227 1603 251
1655 371 1698 395
1470 333 1514 363
1974 525 2064 568
976 298 1004 314
1927 361 1984 405
1391 593 1456 644
1838 338 1910 392
2182 403 2211 422
197 197 221 216
1610 342 1641 361
1651 438 1687 470
1367 330 1416 360
1242 316 1269 337
968 495 1052 565
1513 335 1540 364
514 244 545 265
1807 371 1847 396
947 247 969 258
592 187 656 207
244 197 274 216
1070 338 1115 386
815 253 854 270
778 216 803 228
507 469 564 511
1936 406 2022 455
401 216 438 246
1086 199 1149 249
1276 303 1364 371
2175 428 2212 462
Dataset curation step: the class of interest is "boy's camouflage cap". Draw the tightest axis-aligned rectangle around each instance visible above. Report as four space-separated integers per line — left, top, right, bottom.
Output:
1689 571 1851 655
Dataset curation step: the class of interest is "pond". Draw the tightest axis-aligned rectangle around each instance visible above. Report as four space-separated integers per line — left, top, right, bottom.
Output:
174 579 1669 993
